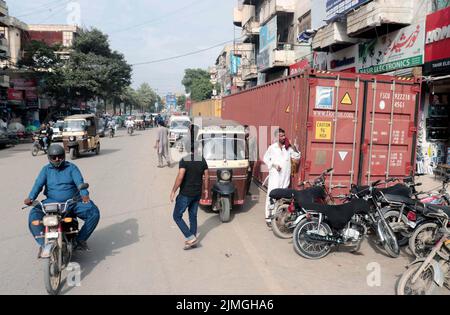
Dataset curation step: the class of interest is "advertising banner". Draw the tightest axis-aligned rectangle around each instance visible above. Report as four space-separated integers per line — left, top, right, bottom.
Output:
424 6 450 75
257 16 277 71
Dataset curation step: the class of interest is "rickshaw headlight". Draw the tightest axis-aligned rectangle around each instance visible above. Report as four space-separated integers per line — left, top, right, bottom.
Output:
43 216 59 227
219 170 232 181
69 136 76 142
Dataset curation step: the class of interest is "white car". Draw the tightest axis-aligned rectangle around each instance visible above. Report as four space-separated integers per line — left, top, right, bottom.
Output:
52 121 64 142
169 117 191 147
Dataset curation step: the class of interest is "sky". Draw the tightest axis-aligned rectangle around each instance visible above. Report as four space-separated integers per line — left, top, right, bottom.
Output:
7 0 237 96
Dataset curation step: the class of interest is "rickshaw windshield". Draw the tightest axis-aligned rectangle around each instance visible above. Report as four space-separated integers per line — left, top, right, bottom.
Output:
63 120 86 132
202 136 245 161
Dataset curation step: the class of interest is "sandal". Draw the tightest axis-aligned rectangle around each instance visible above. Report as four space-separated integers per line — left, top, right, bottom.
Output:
184 238 199 250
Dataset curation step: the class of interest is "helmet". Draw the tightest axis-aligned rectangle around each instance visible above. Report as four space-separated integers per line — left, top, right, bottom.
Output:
47 144 66 168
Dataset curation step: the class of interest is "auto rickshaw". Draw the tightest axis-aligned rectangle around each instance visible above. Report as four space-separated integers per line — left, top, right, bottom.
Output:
196 117 249 223
62 114 100 160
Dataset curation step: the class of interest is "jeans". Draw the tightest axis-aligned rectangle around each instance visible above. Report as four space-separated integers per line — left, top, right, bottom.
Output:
28 200 100 247
173 194 200 240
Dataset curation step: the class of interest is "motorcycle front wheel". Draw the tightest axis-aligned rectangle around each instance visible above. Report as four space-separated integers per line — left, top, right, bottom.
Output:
293 218 332 260
271 204 294 239
397 262 437 295
31 145 39 157
409 222 439 259
378 219 400 258
43 245 62 295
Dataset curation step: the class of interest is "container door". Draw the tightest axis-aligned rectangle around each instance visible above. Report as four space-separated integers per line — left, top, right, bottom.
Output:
304 75 364 197
361 80 419 185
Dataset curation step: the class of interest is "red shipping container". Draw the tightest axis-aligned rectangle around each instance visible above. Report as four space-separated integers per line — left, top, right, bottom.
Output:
221 70 421 197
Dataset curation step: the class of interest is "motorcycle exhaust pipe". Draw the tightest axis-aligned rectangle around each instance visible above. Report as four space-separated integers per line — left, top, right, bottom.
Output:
305 233 344 245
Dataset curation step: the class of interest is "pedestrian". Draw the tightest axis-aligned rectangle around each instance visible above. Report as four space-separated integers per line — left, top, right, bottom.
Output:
244 125 258 196
170 140 209 250
263 128 300 227
154 121 171 168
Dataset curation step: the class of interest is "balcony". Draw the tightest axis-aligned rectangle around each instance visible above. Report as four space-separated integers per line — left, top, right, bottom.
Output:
312 21 357 51
242 5 256 26
347 0 414 38
0 37 7 54
242 20 260 43
272 48 296 68
241 62 258 81
0 75 9 88
0 0 7 17
260 0 295 25
234 7 243 27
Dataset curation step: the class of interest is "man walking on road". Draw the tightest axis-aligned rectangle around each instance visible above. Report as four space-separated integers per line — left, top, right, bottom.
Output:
263 128 300 227
154 121 171 168
170 142 209 250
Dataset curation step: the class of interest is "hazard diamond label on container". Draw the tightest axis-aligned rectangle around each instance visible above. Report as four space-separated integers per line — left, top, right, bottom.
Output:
339 151 348 161
285 105 290 113
341 93 352 105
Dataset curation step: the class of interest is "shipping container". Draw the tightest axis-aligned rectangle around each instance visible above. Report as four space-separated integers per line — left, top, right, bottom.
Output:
222 70 421 197
190 99 222 118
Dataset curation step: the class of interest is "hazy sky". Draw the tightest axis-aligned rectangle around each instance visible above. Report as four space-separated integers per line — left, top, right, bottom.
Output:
8 0 237 96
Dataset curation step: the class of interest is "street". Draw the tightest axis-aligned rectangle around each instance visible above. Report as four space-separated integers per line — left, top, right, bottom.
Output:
1 128 444 295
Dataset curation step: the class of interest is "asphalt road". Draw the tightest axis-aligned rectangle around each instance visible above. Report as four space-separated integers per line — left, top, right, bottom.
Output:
0 128 447 295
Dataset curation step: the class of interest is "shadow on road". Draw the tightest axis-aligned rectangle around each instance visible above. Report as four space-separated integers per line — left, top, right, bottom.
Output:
60 218 140 294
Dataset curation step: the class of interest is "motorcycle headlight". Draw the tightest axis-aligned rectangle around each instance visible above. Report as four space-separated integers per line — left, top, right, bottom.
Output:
43 216 59 227
219 170 232 181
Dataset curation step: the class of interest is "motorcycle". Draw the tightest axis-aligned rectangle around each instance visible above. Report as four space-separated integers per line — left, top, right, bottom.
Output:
269 168 340 239
292 179 400 260
109 126 115 138
31 134 48 156
383 175 450 249
22 183 89 295
397 207 450 295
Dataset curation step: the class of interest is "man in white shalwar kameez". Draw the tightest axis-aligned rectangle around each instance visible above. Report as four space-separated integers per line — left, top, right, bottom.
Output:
263 128 300 227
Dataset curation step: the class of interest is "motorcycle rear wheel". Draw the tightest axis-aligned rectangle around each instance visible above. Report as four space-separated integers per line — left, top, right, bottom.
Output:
378 219 400 258
383 210 410 247
293 218 332 260
271 204 294 239
409 222 439 259
43 245 62 295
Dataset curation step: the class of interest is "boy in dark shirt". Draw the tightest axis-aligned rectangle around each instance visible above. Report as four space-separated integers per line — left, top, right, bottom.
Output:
170 146 208 250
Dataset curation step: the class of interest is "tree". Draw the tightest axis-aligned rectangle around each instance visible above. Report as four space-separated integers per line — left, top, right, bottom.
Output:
181 68 213 102
135 83 159 113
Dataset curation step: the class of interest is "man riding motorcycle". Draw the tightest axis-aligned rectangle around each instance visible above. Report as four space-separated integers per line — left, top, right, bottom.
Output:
24 144 100 256
38 123 53 150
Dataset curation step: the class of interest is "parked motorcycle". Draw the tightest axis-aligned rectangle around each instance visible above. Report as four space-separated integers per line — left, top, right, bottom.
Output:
22 183 89 295
383 175 450 248
269 168 339 239
292 179 400 260
397 207 449 295
31 134 48 156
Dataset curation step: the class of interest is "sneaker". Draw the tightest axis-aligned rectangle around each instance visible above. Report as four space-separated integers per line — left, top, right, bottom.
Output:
75 240 91 252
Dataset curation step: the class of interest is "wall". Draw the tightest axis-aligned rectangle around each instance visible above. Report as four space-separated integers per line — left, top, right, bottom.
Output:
190 99 222 118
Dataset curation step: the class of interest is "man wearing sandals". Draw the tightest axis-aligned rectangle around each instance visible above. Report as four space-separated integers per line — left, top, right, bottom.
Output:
170 141 208 250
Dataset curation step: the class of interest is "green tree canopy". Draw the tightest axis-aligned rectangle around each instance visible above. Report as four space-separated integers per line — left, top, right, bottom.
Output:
181 68 213 102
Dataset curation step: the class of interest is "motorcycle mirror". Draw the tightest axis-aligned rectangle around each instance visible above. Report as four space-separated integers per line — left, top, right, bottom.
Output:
78 183 89 191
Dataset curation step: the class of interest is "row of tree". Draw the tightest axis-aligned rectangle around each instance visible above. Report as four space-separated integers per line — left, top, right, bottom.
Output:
19 28 162 114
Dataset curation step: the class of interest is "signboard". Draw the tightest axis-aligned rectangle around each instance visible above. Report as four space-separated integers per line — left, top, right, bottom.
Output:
327 44 358 72
8 88 23 101
316 87 334 109
326 0 370 22
359 22 425 74
257 16 277 71
289 59 310 75
230 53 241 75
424 6 450 75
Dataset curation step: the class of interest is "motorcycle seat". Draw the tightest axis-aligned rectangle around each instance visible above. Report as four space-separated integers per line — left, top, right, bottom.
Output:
352 184 411 198
300 199 371 230
270 187 326 206
382 194 416 205
425 204 450 218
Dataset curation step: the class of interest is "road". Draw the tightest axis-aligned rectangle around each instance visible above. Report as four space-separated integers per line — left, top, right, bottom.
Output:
0 128 446 295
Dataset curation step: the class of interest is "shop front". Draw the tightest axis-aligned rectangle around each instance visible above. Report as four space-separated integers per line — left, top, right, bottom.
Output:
420 6 450 178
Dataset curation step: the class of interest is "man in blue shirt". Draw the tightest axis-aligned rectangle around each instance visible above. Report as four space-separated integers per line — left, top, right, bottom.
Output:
24 144 100 254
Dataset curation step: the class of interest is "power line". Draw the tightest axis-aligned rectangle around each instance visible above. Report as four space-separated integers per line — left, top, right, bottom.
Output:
131 38 240 67
15 0 70 19
109 0 207 35
37 3 68 24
